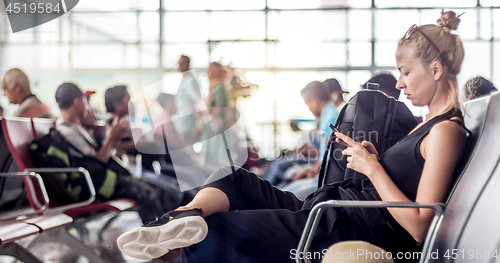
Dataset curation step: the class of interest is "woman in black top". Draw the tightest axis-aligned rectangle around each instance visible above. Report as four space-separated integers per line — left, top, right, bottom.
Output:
117 10 467 262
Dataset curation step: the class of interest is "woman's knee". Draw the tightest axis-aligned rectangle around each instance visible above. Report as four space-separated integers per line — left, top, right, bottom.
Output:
205 165 248 184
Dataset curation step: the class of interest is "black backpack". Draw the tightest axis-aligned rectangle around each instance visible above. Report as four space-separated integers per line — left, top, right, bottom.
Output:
318 89 419 187
302 90 422 257
29 128 130 205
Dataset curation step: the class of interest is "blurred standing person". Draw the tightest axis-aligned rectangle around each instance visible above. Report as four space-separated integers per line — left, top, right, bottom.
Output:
1 68 53 118
199 62 233 168
175 55 202 145
207 62 229 108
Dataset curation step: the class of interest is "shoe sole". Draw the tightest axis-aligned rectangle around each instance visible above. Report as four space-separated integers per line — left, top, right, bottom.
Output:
116 216 208 260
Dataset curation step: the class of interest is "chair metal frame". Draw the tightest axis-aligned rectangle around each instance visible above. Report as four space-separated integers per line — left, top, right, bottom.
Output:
0 172 49 220
296 200 445 263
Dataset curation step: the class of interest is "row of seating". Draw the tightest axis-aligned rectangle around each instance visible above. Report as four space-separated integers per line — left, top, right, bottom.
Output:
0 116 138 262
298 92 500 263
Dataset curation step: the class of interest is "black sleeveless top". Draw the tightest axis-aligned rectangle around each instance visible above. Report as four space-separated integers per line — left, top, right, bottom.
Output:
379 108 464 202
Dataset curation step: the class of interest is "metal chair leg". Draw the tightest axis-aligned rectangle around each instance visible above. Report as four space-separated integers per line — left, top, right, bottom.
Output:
0 242 43 263
25 228 109 263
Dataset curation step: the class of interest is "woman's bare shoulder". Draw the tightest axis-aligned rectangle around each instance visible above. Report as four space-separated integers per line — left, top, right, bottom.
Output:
427 118 467 149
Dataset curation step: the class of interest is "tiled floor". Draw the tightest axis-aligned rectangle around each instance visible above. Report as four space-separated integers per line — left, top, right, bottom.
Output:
0 211 160 263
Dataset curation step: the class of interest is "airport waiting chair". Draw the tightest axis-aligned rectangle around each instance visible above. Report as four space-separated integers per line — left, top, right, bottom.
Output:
297 92 497 263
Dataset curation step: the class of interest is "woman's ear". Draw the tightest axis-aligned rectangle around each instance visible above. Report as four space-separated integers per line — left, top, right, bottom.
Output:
431 60 444 81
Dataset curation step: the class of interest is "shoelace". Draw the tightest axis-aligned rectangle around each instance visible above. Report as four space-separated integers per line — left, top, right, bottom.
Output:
143 208 204 227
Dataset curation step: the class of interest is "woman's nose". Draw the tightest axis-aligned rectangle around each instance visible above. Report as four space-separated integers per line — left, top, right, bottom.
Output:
396 79 405 90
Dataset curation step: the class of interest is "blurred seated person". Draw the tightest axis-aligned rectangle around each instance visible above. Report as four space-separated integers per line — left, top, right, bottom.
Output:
55 82 187 223
1 68 53 118
104 85 135 156
280 120 320 158
283 74 401 200
78 91 104 149
323 78 348 112
464 76 497 101
292 81 339 181
362 72 401 99
262 120 320 185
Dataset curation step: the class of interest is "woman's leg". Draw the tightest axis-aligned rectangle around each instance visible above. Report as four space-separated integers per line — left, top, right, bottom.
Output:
179 208 348 263
117 166 309 260
177 165 304 217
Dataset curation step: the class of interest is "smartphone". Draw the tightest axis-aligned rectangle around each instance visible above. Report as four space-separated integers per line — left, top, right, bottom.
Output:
329 124 340 134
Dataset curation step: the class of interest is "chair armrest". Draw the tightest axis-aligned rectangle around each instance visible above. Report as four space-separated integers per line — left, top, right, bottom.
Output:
0 172 49 220
25 167 96 214
296 200 445 263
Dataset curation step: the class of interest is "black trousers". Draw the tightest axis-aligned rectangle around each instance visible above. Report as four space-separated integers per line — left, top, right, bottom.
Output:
179 166 352 263
111 176 181 223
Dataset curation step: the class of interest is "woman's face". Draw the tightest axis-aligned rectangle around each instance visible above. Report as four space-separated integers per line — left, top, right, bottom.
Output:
396 45 437 106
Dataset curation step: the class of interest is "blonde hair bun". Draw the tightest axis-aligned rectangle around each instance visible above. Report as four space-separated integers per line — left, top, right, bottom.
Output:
437 10 461 31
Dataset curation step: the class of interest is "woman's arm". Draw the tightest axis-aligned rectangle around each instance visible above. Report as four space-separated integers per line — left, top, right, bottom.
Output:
337 120 466 242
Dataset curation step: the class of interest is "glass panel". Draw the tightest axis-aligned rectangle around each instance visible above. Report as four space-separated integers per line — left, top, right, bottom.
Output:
493 9 500 39
346 0 372 8
275 43 346 68
239 71 337 157
480 0 500 7
2 45 38 69
39 45 62 69
38 22 60 44
160 72 185 94
479 8 492 40
493 42 500 86
141 44 160 68
0 13 8 42
454 9 477 40
162 44 210 69
209 11 265 40
375 41 398 67
124 44 160 68
75 0 159 11
348 10 371 40
163 12 209 43
139 12 160 42
347 70 372 94
375 10 419 40
71 44 126 68
460 41 491 84
125 45 139 68
268 10 346 42
71 13 138 43
163 0 266 10
210 42 266 68
348 42 371 66
375 0 476 8
268 0 352 9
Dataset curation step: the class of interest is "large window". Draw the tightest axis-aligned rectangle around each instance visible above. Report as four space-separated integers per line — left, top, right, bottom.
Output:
0 0 498 157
